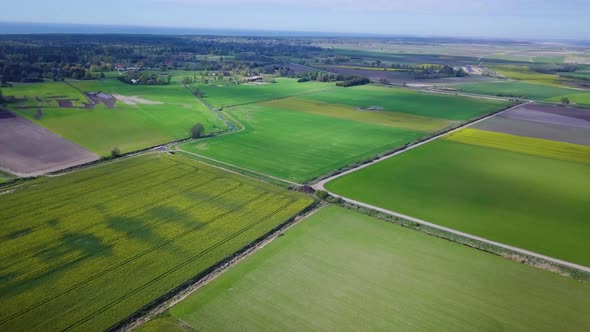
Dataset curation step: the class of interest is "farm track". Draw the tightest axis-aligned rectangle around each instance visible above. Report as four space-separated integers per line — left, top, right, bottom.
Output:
176 149 301 187
62 198 297 331
0 188 269 326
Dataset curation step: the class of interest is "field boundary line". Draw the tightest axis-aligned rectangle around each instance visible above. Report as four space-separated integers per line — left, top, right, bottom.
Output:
175 149 301 187
334 199 590 274
312 101 531 189
187 86 237 131
112 201 321 332
68 197 297 331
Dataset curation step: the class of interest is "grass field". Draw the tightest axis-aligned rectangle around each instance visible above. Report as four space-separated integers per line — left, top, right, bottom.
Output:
447 128 590 164
489 65 563 86
182 102 424 183
0 170 15 184
264 97 455 132
195 78 332 108
0 154 313 331
182 84 508 182
560 71 590 81
139 206 590 331
303 84 510 121
5 79 226 155
455 81 590 106
326 131 590 266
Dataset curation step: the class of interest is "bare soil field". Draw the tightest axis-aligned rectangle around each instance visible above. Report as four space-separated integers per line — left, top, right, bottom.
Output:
85 92 117 108
113 94 163 106
472 103 590 146
500 104 590 128
473 116 590 146
0 113 99 176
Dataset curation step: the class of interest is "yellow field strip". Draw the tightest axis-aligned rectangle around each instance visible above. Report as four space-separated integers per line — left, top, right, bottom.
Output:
445 128 590 164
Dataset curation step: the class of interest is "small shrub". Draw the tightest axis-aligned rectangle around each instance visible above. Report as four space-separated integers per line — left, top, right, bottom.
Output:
315 190 329 200
34 108 44 120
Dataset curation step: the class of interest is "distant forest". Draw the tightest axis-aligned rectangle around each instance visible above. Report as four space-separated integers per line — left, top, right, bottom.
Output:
0 35 323 84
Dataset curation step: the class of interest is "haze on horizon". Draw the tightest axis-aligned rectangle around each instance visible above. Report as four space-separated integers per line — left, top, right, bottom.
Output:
1 0 589 40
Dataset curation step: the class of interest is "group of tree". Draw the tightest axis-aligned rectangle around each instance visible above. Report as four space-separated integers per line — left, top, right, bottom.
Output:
118 72 171 85
0 34 324 83
412 64 467 79
336 76 370 87
296 71 343 82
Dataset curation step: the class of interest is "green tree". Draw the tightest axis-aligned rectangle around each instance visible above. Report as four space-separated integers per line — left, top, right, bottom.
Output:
34 108 44 120
561 97 570 104
111 147 121 158
190 123 205 138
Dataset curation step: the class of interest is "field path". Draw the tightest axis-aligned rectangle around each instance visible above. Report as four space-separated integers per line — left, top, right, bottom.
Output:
312 100 590 273
174 149 301 187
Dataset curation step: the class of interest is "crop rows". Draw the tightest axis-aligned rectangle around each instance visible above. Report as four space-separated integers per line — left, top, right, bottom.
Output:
0 155 313 331
445 128 590 164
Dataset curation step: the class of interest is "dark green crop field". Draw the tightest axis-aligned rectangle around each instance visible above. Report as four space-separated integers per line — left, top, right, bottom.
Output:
304 84 510 121
326 130 590 266
195 78 332 108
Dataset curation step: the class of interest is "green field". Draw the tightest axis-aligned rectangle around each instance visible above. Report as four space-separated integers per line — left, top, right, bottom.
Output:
455 81 590 106
195 78 332 108
5 79 226 155
327 130 590 266
182 102 424 183
560 71 590 81
140 206 590 331
0 170 15 184
182 85 508 182
303 84 509 121
0 154 313 331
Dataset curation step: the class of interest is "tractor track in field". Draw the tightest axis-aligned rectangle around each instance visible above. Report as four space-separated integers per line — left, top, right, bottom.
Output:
1 189 269 328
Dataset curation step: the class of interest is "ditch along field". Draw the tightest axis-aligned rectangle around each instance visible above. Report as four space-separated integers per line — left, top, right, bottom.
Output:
139 206 590 331
182 84 509 183
5 79 226 156
453 80 590 106
0 154 312 331
326 128 590 267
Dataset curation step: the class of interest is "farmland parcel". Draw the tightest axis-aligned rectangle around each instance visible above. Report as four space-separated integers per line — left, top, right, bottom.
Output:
5 79 227 156
140 206 590 331
326 127 590 267
182 84 509 182
0 154 312 331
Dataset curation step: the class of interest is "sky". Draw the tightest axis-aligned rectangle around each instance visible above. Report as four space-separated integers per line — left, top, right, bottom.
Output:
1 0 589 40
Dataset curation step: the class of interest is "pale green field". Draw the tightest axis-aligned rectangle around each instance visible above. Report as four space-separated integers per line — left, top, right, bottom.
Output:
140 206 590 331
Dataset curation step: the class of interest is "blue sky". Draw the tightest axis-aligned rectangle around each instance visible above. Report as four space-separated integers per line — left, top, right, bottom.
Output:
1 0 588 39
